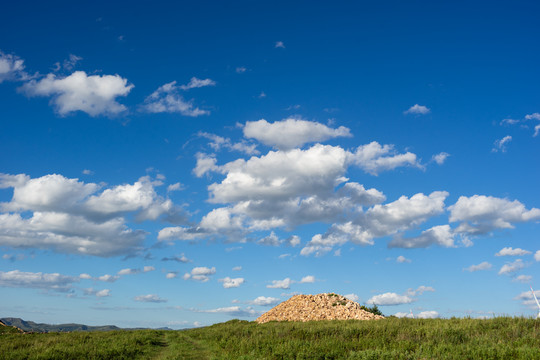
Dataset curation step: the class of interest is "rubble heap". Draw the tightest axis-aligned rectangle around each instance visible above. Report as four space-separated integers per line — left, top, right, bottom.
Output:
256 293 384 323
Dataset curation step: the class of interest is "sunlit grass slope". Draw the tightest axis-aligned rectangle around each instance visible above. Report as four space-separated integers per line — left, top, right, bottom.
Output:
1 317 539 359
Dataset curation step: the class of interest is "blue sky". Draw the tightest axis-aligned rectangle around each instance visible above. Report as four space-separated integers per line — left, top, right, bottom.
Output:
1 0 540 328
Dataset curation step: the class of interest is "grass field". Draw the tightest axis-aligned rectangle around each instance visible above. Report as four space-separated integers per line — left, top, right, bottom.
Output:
1 317 539 359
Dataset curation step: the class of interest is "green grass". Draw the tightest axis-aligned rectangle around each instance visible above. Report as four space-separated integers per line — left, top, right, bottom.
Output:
1 317 539 359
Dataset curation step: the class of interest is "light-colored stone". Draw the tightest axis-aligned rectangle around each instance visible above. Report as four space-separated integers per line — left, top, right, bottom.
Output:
256 293 384 323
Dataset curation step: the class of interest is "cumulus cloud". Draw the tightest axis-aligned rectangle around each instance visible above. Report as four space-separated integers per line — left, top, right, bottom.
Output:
388 225 456 249
183 267 216 282
351 142 421 175
134 294 167 303
299 275 316 283
0 173 184 257
495 247 531 257
247 296 280 306
404 104 430 115
243 118 352 150
513 275 532 283
199 132 259 155
464 262 492 272
267 278 293 289
142 81 209 116
20 71 133 116
498 259 526 275
367 286 434 306
219 277 245 288
514 289 540 308
98 274 119 282
492 135 512 153
344 294 359 302
0 270 77 293
449 195 540 235
84 288 111 297
166 272 177 279
0 51 27 82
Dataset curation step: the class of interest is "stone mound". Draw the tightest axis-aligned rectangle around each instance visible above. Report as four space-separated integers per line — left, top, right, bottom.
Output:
256 293 384 323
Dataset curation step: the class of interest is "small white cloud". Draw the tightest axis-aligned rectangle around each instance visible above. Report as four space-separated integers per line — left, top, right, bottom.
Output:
495 247 531 257
134 294 167 303
219 277 245 288
184 267 216 282
492 135 512 153
513 275 532 283
498 259 526 275
79 273 92 280
299 275 316 283
98 274 119 282
143 266 155 272
267 278 292 289
236 67 247 73
464 262 492 272
0 51 27 83
179 77 216 90
166 272 177 279
20 71 133 117
525 113 540 121
535 250 540 262
0 270 77 293
142 81 209 117
367 292 413 306
161 254 190 263
167 182 184 192
534 124 540 137
275 41 285 48
404 104 430 115
416 311 439 319
193 306 259 317
96 289 111 297
396 255 412 263
117 268 139 276
344 293 359 302
82 169 94 175
247 296 280 306
232 266 242 271
432 152 450 165
258 91 267 98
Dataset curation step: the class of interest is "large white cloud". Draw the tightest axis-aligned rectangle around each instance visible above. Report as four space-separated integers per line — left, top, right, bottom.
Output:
449 195 540 235
0 173 184 256
243 118 352 150
0 270 77 293
20 71 133 116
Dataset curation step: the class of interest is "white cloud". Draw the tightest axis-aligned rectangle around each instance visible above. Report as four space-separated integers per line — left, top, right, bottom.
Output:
247 296 280 306
199 132 259 155
495 247 531 257
535 250 540 262
193 153 220 177
143 266 155 272
267 278 293 289
134 294 167 303
236 67 247 73
525 113 540 121
117 268 139 276
464 262 492 272
219 277 245 288
351 142 421 175
432 152 450 165
449 195 540 235
0 51 27 83
98 274 119 282
166 272 177 279
514 289 540 308
498 259 526 275
142 81 209 116
534 124 540 137
275 41 285 48
368 286 434 306
162 254 190 263
183 267 216 282
416 311 439 319
258 232 281 246
389 225 456 249
79 273 92 280
513 275 532 283
179 77 216 90
367 292 413 306
404 104 430 115
96 289 111 297
299 275 316 283
492 135 512 153
394 312 413 318
167 183 184 192
21 71 133 116
243 118 352 150
232 266 242 271
396 255 411 263
0 270 77 292
344 293 359 302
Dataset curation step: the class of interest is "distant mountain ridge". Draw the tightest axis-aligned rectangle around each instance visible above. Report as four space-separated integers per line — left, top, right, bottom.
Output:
1 317 173 333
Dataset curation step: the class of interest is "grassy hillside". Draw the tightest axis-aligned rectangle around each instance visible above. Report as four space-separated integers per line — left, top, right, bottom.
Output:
1 317 539 359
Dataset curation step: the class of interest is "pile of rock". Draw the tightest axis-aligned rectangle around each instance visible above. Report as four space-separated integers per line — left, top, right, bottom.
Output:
256 293 384 323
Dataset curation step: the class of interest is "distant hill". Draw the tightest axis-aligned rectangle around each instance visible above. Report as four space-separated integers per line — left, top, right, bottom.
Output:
0 317 132 333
